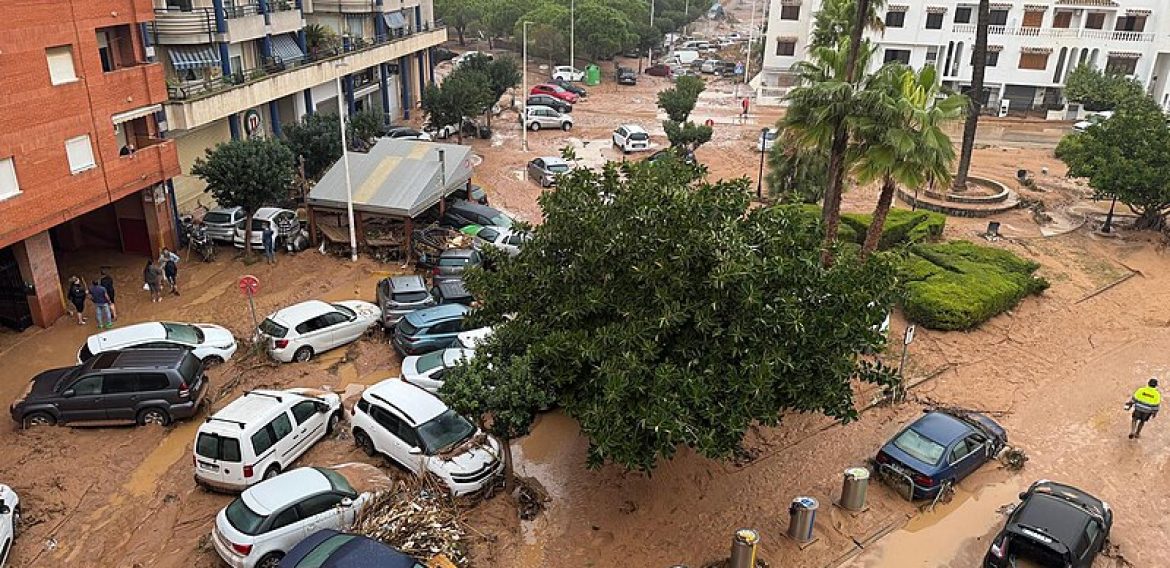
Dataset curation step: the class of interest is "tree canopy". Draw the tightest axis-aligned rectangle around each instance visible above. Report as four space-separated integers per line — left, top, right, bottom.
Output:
283 110 384 180
663 120 713 152
190 138 294 258
441 159 899 472
810 0 886 48
420 69 494 143
435 0 484 45
1064 64 1145 112
657 75 705 123
767 133 830 204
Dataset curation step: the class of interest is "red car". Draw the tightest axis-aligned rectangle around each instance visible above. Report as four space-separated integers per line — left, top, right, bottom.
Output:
530 83 579 104
646 64 672 77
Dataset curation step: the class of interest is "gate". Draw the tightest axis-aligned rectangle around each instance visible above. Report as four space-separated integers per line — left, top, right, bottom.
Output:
0 246 33 331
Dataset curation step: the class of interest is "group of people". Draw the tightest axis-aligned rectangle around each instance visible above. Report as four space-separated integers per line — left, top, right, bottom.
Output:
143 248 181 302
66 270 117 329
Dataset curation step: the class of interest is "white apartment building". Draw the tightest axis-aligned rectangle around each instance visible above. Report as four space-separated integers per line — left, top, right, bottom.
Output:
759 0 1170 112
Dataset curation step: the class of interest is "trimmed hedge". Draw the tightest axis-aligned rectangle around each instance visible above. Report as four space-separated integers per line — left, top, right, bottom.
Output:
901 241 1049 330
779 205 946 250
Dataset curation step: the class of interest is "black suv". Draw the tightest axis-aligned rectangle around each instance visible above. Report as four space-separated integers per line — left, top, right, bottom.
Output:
10 348 208 428
438 201 514 229
432 279 475 306
617 67 637 85
984 480 1113 568
448 183 489 205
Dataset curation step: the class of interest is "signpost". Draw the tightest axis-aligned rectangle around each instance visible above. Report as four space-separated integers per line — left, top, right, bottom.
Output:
239 275 260 336
895 325 916 401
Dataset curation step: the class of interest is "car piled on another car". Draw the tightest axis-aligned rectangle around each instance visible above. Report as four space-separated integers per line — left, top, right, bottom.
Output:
78 321 237 364
376 275 436 328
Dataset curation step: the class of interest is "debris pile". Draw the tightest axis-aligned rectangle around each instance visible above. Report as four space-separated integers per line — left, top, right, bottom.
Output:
352 481 468 566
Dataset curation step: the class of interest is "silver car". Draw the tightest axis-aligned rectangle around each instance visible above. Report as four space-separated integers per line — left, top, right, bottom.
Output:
525 105 573 131
202 206 245 243
376 275 435 328
527 156 571 187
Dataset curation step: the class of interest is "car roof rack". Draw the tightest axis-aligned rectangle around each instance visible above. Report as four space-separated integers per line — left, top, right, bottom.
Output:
244 390 282 403
205 416 247 429
369 392 416 424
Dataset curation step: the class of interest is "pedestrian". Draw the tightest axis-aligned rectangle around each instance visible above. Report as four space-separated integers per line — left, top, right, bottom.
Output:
67 276 87 325
1125 378 1161 439
741 96 750 122
143 259 163 303
99 268 117 321
261 225 276 265
159 247 180 296
88 279 113 329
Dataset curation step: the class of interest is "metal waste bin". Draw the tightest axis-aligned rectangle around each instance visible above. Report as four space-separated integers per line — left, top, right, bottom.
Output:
787 497 818 543
840 467 870 511
729 529 759 568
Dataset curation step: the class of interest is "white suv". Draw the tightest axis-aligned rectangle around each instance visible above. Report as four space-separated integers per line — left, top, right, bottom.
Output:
351 380 502 496
551 65 585 82
0 485 19 568
194 389 343 492
612 124 651 153
211 464 389 568
525 105 573 131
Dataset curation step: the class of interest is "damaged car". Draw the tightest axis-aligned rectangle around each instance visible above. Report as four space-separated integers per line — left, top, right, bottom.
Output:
874 409 1007 499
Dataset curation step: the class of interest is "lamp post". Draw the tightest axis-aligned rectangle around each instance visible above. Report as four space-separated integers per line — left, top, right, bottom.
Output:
741 0 759 99
647 0 655 67
335 68 357 261
570 0 575 69
757 127 768 199
522 21 532 152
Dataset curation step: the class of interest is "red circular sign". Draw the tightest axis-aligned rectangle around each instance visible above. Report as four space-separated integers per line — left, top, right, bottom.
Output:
705 118 715 128
238 275 260 296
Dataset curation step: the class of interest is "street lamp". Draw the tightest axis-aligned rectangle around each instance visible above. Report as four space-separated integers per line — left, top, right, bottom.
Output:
757 127 768 199
522 21 532 152
570 0 575 68
647 0 655 67
334 63 357 261
741 0 759 99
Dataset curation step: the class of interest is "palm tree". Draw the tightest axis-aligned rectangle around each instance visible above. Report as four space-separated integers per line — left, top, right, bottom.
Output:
953 0 991 191
810 0 885 49
853 66 966 257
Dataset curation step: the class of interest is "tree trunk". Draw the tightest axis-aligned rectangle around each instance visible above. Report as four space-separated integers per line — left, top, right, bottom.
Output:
861 176 897 258
487 35 494 50
243 213 254 261
953 0 989 191
820 0 871 268
1135 207 1165 231
457 26 466 46
502 436 515 492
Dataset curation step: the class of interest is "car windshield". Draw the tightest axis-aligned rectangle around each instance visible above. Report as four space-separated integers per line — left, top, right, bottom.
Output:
417 409 476 454
490 214 514 228
203 212 232 224
397 318 420 336
892 427 947 465
469 186 486 200
258 318 288 338
163 322 203 344
392 291 430 304
331 304 356 320
477 227 500 241
225 498 267 536
317 467 356 495
439 256 469 267
415 350 447 373
545 163 570 173
1005 534 1066 566
629 132 649 141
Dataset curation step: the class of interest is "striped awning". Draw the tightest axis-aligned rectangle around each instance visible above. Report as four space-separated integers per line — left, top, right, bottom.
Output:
990 3 1013 9
926 6 948 14
271 34 305 64
987 45 1005 53
1108 51 1142 60
167 45 220 71
1127 8 1152 16
383 11 407 30
1024 4 1049 10
887 4 910 12
1055 0 1117 6
112 104 163 125
1021 46 1053 54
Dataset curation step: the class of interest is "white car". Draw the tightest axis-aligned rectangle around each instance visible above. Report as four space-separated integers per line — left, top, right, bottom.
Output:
78 321 237 364
757 127 778 152
194 388 344 492
351 380 503 496
471 226 529 257
551 65 585 82
453 50 493 67
613 124 651 153
401 348 476 393
525 105 574 131
257 300 381 363
455 326 494 349
211 464 389 568
0 485 19 568
233 207 300 250
1072 110 1113 133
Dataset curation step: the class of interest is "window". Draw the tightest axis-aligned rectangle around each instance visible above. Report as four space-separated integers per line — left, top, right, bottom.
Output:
291 401 318 425
1053 11 1072 28
356 398 371 414
989 10 1009 26
776 40 796 57
926 13 944 29
0 157 19 201
1018 53 1049 70
949 439 973 463
321 312 349 327
972 51 1000 67
298 493 344 518
269 507 300 530
371 406 405 435
885 11 906 28
1022 10 1044 28
46 45 78 85
271 413 293 440
251 427 275 455
954 7 972 24
1085 13 1105 30
196 433 242 462
102 375 138 394
295 316 324 335
65 135 96 174
883 49 911 65
1106 57 1138 76
69 375 103 396
137 373 170 391
780 5 800 20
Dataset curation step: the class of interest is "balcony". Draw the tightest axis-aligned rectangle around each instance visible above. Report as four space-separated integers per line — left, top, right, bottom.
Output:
951 23 1155 42
163 26 445 130
105 138 181 199
311 0 421 14
95 63 170 115
149 1 302 45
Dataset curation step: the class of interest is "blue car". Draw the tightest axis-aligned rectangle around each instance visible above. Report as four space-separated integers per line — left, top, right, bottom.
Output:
875 410 1007 499
391 304 470 356
278 529 421 568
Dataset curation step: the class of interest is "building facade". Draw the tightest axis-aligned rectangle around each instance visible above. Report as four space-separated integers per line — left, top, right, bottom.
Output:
759 0 1170 111
0 0 182 330
149 0 445 210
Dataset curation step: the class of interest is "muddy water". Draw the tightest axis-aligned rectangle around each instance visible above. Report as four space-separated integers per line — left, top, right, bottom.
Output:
510 412 588 568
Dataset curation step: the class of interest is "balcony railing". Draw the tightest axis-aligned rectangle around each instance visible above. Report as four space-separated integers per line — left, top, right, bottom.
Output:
150 1 298 37
951 23 1154 42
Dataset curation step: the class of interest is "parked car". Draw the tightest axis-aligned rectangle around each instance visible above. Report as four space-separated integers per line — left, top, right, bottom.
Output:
448 183 489 205
617 67 638 85
278 529 421 568
203 206 246 243
391 304 470 356
984 480 1112 568
429 248 484 287
470 225 529 256
10 348 207 428
431 47 458 63
713 60 739 76
550 78 587 97
530 83 579 104
438 201 514 229
525 105 574 131
526 94 572 113
211 464 390 568
875 409 1007 499
1072 110 1113 133
645 63 673 77
699 59 720 74
351 379 503 496
0 484 20 568
452 51 493 67
382 126 432 141
454 326 494 350
401 348 476 393
757 127 778 152
645 148 697 166
78 321 237 365
257 300 381 363
431 279 475 307
376 275 435 328
194 388 344 492
527 156 571 187
233 208 300 250
551 65 585 82
612 124 651 153
680 40 712 51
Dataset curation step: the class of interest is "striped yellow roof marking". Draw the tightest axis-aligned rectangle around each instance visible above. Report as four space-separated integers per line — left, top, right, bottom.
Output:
356 156 398 203
407 143 431 160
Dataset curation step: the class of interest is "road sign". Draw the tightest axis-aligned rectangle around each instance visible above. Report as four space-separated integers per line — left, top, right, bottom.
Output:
238 275 260 296
903 325 916 345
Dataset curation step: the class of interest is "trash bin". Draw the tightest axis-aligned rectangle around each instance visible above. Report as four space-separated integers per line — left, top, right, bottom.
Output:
787 497 818 543
1016 169 1028 181
729 529 759 568
585 64 601 86
840 467 870 511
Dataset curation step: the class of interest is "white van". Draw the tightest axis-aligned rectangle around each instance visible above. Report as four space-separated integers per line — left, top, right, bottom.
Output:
194 388 343 492
680 40 711 51
671 50 702 66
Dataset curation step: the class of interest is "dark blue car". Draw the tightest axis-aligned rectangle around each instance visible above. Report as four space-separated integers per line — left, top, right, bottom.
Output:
875 410 1007 499
278 529 422 568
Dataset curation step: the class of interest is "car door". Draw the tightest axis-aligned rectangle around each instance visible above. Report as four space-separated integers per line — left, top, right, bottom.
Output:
370 406 421 473
268 411 299 464
946 435 984 481
260 505 303 555
100 373 141 421
296 493 347 539
57 374 107 422
289 400 328 459
294 316 330 354
529 159 543 181
613 127 625 146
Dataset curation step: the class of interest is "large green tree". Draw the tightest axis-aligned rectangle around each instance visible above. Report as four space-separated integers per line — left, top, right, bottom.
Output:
481 0 527 47
663 120 713 152
191 138 294 259
657 75 705 123
1064 64 1146 112
283 110 384 180
575 3 636 60
420 69 494 143
457 54 521 127
435 0 484 46
1056 96 1170 230
809 0 885 48
441 159 899 473
515 4 570 65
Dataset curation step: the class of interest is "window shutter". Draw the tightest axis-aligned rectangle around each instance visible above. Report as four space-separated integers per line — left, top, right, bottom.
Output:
65 135 96 173
46 46 77 85
0 157 19 200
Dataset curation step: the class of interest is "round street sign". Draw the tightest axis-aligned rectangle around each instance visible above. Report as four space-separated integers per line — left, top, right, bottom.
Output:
238 274 260 296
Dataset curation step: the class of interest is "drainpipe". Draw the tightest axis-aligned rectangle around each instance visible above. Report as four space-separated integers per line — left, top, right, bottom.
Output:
375 0 387 42
211 0 227 33
212 0 232 78
139 23 154 62
303 89 314 116
379 62 392 126
399 56 411 119
166 180 184 247
269 102 282 137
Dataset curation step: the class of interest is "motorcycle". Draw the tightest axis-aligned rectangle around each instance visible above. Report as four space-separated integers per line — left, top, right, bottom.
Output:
181 216 216 262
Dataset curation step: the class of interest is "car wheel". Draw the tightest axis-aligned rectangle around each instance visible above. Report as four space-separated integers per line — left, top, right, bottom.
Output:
327 411 343 435
354 430 377 457
293 346 313 363
529 122 541 131
263 465 281 480
256 552 283 568
137 407 171 427
12 505 21 537
561 122 571 131
202 355 225 367
22 412 55 429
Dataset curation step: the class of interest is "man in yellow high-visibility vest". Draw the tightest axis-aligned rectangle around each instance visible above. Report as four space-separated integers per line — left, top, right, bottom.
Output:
1125 378 1161 439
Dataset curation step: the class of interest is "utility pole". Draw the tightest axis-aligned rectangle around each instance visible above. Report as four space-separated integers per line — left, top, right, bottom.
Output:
522 21 531 152
570 0 575 68
647 0 655 68
741 0 759 99
334 67 357 262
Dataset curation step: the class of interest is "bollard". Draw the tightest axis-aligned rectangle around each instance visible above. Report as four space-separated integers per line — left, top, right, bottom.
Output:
839 467 870 511
729 529 759 568
787 497 818 543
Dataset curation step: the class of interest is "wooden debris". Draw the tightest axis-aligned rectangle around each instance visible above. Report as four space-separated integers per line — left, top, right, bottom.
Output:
352 480 468 566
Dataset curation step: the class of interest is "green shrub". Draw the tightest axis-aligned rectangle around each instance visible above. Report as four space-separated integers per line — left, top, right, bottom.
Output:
776 206 945 249
901 241 1049 330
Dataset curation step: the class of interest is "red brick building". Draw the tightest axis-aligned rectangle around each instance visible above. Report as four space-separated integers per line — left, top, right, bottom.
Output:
0 0 180 330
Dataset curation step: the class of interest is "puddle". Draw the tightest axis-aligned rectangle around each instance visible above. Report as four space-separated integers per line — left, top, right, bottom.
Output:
319 270 392 303
850 480 1022 568
511 412 587 565
122 420 202 497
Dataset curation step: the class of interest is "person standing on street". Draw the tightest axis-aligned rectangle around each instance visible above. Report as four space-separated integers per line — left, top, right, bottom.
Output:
1125 378 1161 439
67 276 87 325
89 279 113 329
99 269 117 321
144 260 163 303
261 225 276 265
159 248 180 296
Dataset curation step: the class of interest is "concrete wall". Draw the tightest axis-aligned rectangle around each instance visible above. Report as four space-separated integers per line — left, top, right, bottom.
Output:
172 118 231 212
